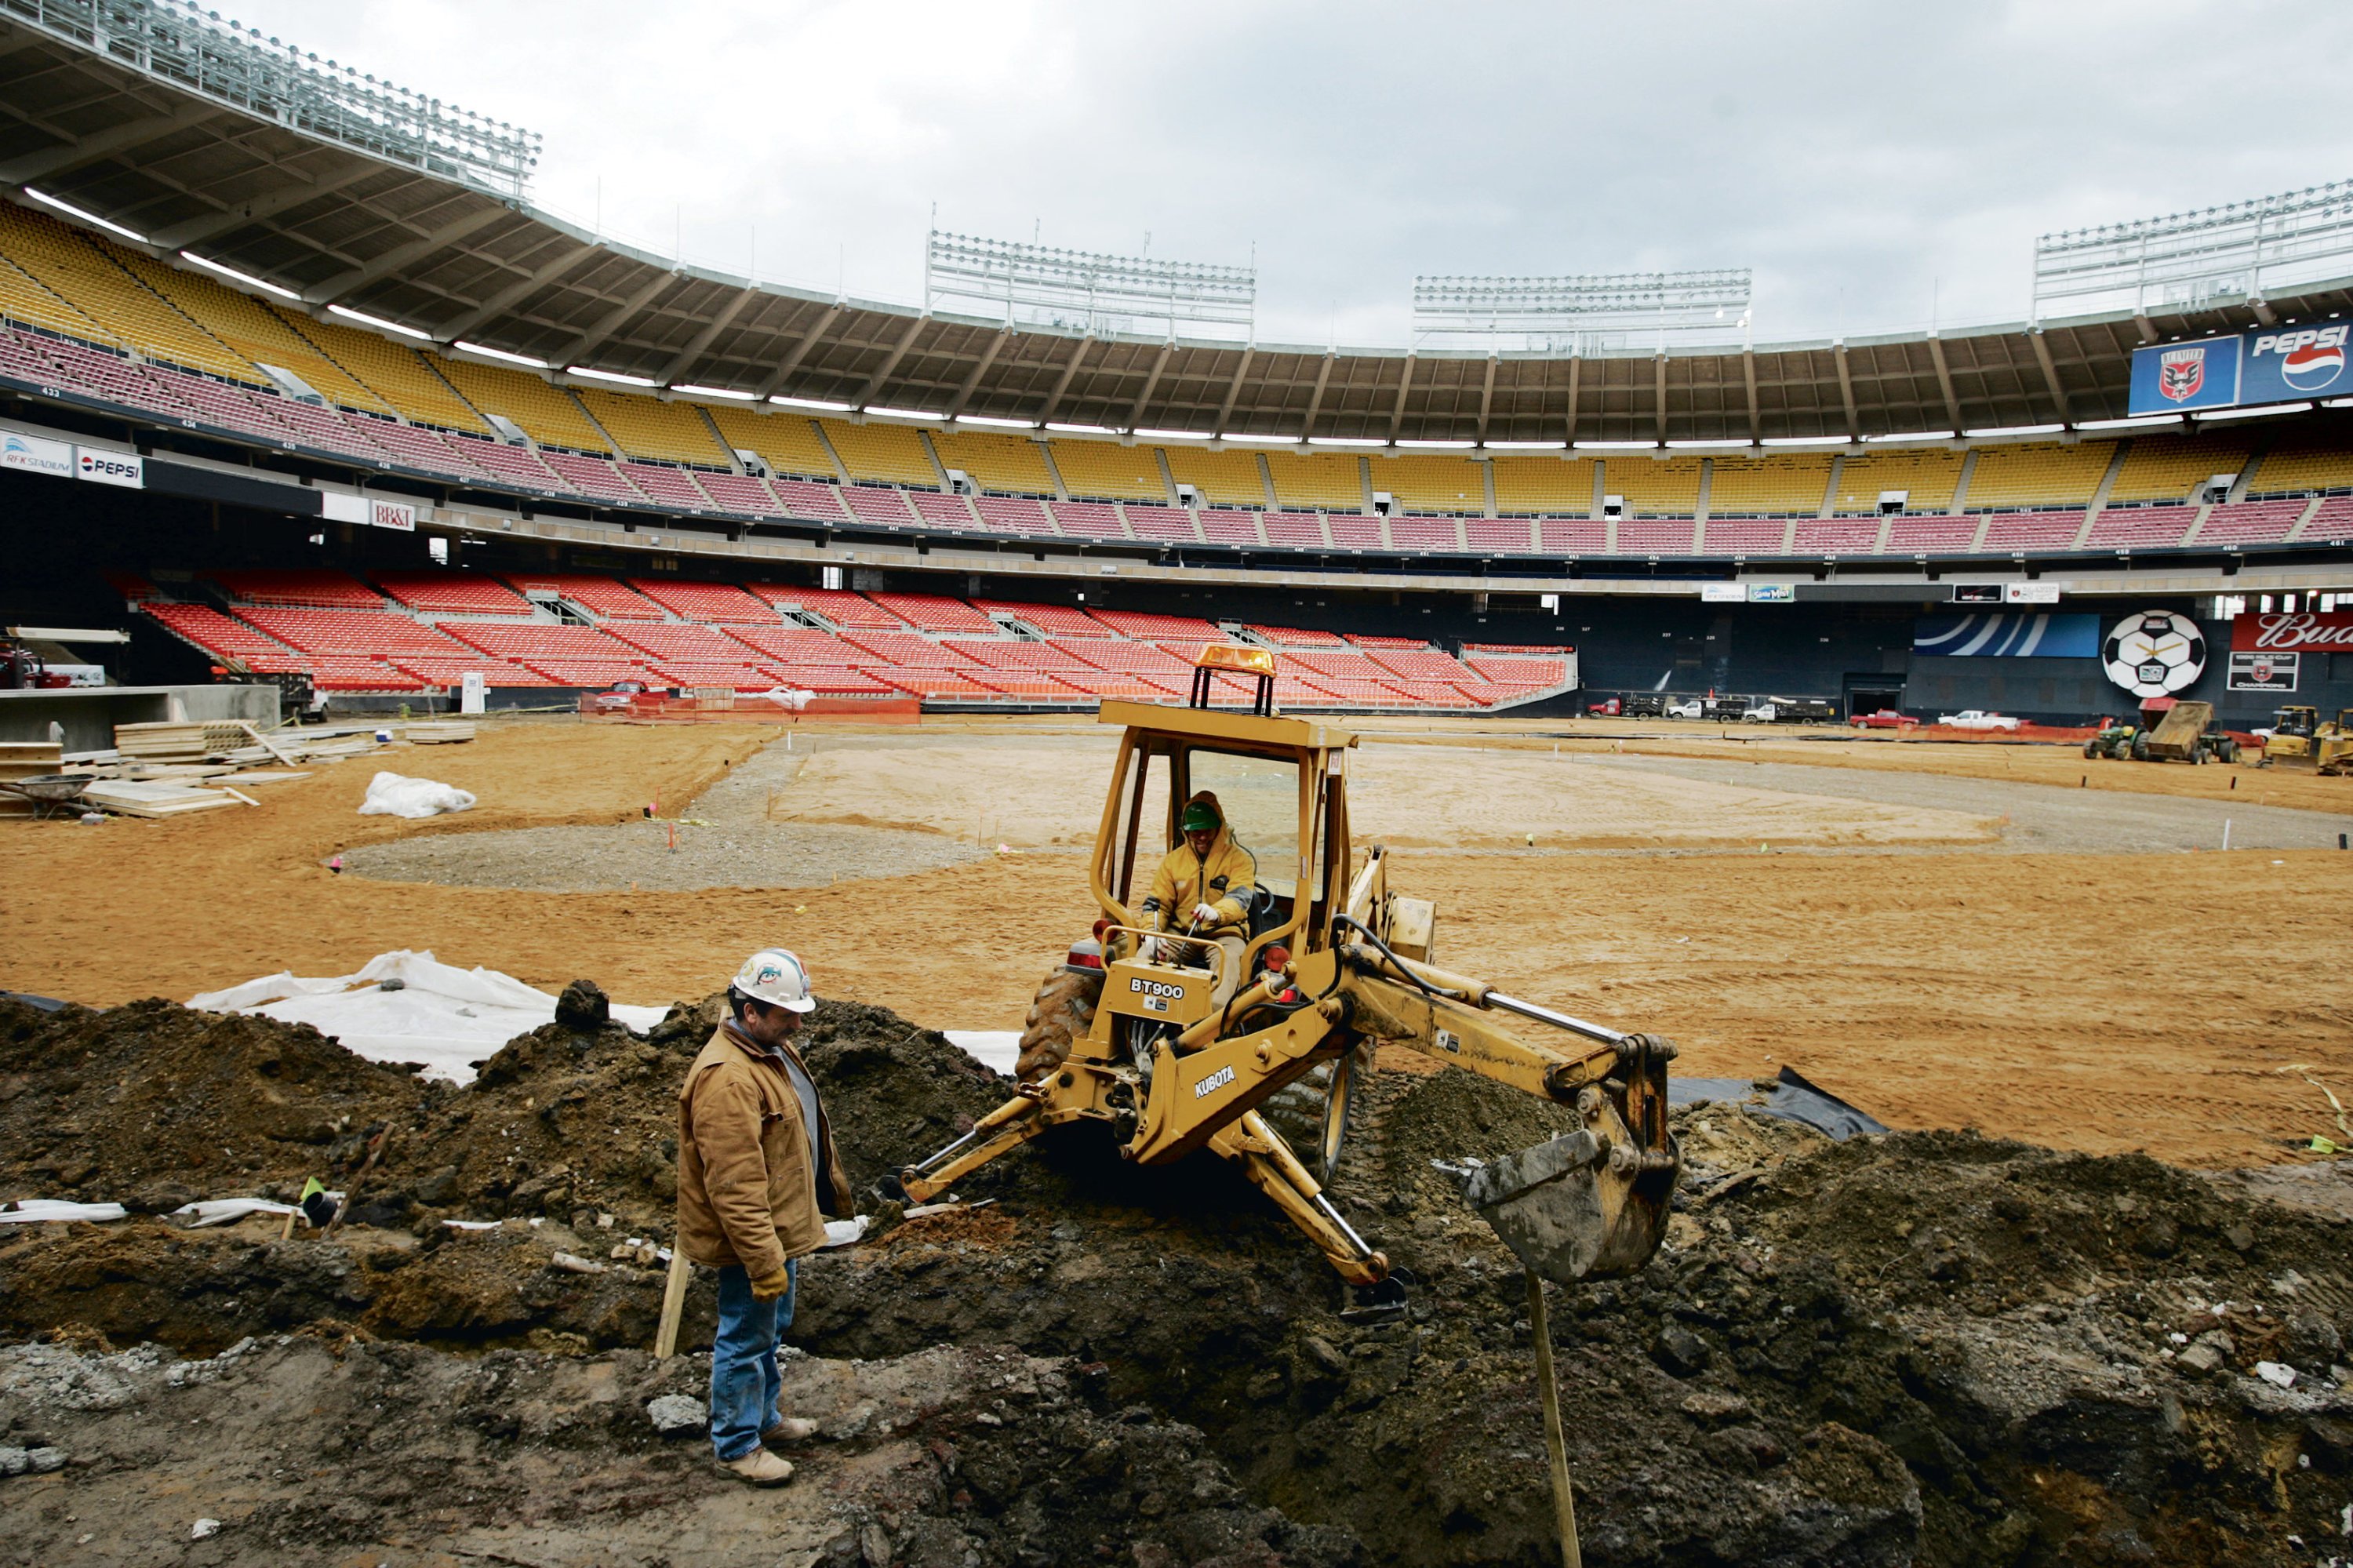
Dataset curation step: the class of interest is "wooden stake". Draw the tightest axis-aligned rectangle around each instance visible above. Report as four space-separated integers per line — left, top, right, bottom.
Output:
655 1246 692 1359
1526 1268 1582 1568
323 1126 392 1237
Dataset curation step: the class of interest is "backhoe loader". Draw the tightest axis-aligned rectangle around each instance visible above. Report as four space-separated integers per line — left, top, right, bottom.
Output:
900 646 1680 1295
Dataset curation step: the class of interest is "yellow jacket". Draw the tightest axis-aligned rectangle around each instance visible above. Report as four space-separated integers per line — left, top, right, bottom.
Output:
1143 795 1256 938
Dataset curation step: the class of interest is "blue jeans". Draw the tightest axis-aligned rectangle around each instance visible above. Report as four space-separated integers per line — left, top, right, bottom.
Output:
710 1257 797 1461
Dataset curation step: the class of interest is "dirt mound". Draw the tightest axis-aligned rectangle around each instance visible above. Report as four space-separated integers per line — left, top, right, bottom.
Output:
0 997 429 1206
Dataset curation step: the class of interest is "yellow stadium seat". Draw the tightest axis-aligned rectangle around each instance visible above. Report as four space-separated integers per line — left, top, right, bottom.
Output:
1704 452 1831 515
930 429 1056 494
578 387 729 466
1828 448 1963 515
0 248 111 343
704 407 841 480
1047 436 1168 502
1264 449 1366 511
820 417 939 486
1489 455 1597 515
1601 455 1703 515
108 253 391 415
1962 441 2111 508
289 312 482 428
1163 446 1271 506
431 353 612 452
0 205 252 383
2243 431 2353 496
1366 453 1486 514
2106 433 2249 504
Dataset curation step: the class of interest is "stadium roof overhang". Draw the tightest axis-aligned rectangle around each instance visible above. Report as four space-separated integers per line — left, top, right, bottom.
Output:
5 9 2351 447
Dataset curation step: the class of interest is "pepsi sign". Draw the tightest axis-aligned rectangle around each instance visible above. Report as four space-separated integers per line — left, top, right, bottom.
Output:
2243 323 2350 401
2128 322 2352 414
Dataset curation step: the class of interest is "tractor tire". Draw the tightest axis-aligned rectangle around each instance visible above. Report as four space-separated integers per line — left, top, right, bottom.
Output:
2082 741 2097 759
1013 965 1102 1082
1260 1041 1373 1180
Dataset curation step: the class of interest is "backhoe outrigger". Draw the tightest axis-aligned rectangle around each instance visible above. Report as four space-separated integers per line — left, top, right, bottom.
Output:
900 646 1680 1289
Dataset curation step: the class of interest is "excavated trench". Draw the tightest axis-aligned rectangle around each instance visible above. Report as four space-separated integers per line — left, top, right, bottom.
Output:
2 992 2349 1566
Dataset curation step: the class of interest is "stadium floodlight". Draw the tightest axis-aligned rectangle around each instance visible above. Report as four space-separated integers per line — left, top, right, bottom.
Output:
865 406 946 423
1965 424 2066 438
772 394 853 412
1664 438 1753 449
569 365 660 387
925 230 1254 341
454 340 548 369
1219 432 1300 446
1136 427 1215 442
329 304 431 341
180 250 299 300
2033 180 2353 322
1760 435 1850 447
25 187 147 243
1413 269 1752 353
1395 438 1475 450
672 384 757 401
1573 439 1659 452
957 414 1039 430
1483 439 1568 451
1046 421 1118 435
2076 413 2184 431
1863 430 1956 443
1307 436 1384 449
16 0 540 201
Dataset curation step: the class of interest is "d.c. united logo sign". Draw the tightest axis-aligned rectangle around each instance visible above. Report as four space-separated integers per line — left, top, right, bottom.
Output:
2158 346 2206 402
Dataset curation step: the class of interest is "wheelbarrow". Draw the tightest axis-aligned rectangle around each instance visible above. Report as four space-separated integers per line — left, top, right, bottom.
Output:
2 775 92 820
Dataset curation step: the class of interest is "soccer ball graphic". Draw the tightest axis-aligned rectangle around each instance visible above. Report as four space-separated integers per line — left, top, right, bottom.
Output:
2102 610 2206 698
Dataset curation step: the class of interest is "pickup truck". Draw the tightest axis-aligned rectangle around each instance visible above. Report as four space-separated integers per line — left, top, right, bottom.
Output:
1586 697 1622 717
1936 710 2021 732
1621 694 1665 718
1663 698 1705 719
1849 709 1920 729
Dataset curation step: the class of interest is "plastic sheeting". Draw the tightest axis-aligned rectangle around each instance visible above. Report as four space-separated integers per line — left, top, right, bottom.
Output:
190 950 670 1085
358 771 476 818
0 1199 128 1224
1670 1064 1888 1141
941 1031 1020 1077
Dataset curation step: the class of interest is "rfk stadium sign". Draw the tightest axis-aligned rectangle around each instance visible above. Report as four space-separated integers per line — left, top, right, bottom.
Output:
2230 610 2353 653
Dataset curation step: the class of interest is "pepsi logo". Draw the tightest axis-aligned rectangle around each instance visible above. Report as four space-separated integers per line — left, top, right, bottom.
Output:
2281 341 2345 391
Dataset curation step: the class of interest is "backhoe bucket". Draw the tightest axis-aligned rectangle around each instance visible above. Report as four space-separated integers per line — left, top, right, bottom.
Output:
1462 1128 1675 1285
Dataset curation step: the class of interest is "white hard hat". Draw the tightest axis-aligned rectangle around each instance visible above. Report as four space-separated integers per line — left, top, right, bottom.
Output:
730 948 815 1013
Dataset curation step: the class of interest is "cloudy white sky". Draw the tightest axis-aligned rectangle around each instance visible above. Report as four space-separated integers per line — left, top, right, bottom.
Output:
228 0 2351 348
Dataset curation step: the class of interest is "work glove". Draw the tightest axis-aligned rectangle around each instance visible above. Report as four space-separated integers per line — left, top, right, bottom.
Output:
1138 935 1162 960
748 1266 792 1302
1190 902 1223 927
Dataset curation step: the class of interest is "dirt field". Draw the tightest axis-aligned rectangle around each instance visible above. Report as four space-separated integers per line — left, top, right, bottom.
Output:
3 715 2350 1166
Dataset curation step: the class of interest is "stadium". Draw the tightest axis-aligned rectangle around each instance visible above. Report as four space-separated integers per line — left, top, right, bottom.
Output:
0 2 2349 1564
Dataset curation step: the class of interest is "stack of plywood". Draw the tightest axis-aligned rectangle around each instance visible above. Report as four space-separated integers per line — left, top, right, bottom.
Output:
78 778 242 818
405 721 477 744
0 741 64 818
114 720 254 762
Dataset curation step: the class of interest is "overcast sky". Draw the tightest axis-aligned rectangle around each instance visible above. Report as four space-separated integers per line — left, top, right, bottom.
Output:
227 0 2352 349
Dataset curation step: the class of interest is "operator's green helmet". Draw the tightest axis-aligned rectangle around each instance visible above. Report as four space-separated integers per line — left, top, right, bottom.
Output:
1180 799 1221 833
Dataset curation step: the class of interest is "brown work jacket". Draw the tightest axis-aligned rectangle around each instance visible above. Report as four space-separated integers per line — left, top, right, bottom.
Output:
675 1026 853 1278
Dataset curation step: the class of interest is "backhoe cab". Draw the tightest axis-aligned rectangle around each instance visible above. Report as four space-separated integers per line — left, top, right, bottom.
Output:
900 646 1680 1292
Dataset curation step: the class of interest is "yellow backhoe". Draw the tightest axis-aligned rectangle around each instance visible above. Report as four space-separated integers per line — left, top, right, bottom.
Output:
900 646 1680 1299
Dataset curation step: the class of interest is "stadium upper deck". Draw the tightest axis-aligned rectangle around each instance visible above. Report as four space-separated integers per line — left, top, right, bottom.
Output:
0 0 2348 574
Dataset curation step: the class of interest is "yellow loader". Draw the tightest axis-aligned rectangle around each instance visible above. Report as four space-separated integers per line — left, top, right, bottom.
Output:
900 646 1680 1302
2262 706 2353 775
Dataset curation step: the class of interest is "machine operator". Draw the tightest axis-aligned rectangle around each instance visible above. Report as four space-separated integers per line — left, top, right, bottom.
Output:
1140 791 1256 1006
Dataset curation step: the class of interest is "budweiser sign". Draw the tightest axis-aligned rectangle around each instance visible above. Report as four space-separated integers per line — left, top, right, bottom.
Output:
2231 610 2353 653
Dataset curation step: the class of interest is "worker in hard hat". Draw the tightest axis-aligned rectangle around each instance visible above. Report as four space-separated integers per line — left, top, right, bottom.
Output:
675 947 853 1486
1140 791 1257 1006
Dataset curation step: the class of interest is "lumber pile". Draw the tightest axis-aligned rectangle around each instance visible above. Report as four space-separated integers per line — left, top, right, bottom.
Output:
114 721 253 762
0 742 64 819
406 721 476 744
77 779 240 819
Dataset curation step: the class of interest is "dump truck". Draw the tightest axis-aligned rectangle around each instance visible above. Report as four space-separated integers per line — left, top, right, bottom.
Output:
2261 706 2353 774
2136 700 2240 764
897 645 1679 1301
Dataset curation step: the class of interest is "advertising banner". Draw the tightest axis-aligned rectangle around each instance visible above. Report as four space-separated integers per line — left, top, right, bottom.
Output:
73 448 143 488
0 430 74 478
1746 583 1795 602
2227 650 2299 692
2128 335 2240 414
1913 612 2100 658
2128 323 2352 414
2229 609 2353 653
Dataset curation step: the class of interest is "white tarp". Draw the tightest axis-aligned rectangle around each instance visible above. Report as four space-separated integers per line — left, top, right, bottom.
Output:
358 771 475 818
189 950 670 1085
943 1031 1020 1076
0 1199 127 1224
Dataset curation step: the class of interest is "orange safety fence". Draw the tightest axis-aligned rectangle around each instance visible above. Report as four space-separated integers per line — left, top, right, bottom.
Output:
578 693 922 724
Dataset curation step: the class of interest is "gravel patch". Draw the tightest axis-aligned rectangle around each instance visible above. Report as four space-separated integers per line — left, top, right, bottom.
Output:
343 735 992 892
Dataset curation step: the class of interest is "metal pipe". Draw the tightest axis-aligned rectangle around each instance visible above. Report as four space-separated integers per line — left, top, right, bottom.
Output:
910 1128 978 1173
1311 1191 1373 1259
1486 991 1628 1047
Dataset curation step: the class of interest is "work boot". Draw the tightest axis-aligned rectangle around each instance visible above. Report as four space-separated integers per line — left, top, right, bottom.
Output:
720 1449 795 1486
763 1415 821 1446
